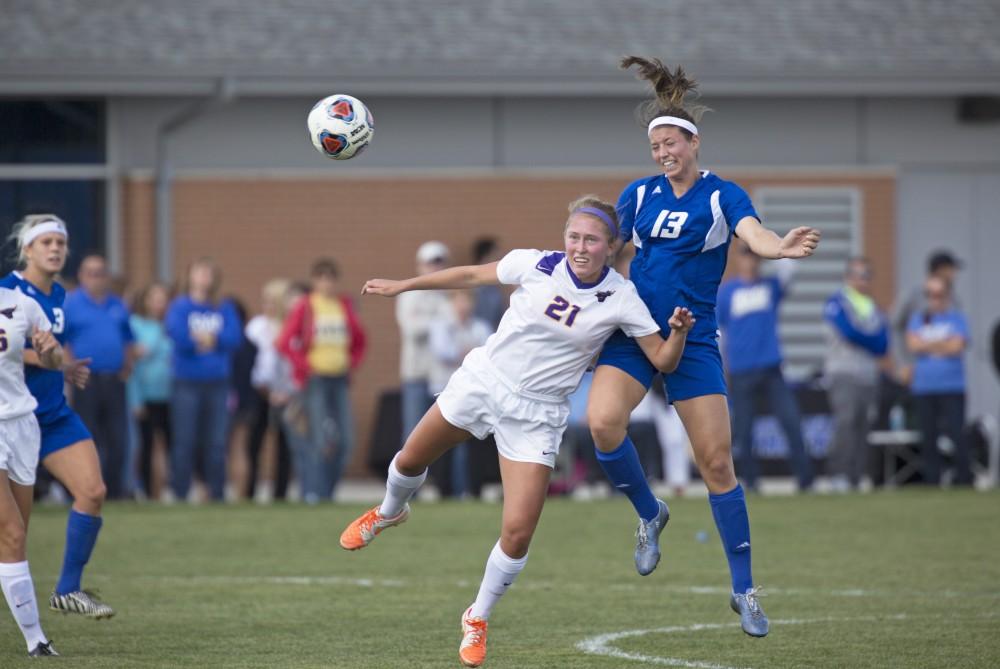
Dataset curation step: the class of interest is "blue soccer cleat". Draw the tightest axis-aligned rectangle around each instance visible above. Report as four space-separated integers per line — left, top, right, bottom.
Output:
730 586 769 637
634 498 670 576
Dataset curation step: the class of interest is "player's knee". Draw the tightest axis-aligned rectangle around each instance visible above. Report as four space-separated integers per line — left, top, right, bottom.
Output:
0 519 27 560
588 408 628 452
700 448 736 488
500 526 533 559
75 479 107 510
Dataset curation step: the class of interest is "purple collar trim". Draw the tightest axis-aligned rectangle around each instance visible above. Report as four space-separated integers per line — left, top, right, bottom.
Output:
566 263 609 289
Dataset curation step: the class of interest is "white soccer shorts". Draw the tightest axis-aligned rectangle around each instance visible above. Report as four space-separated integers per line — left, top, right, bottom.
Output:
436 349 570 469
0 412 41 486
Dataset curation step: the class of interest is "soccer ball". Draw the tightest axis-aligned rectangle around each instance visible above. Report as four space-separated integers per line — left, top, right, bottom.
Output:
307 94 375 160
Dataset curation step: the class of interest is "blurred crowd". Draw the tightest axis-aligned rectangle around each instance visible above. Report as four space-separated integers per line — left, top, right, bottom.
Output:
719 244 989 493
42 239 994 506
47 252 368 504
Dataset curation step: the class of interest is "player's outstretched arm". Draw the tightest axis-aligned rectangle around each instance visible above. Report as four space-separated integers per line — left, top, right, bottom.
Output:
735 217 820 260
362 262 501 297
635 307 695 373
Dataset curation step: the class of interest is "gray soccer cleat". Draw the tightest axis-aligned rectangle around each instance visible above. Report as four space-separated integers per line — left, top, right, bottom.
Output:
28 640 59 657
730 586 769 637
49 589 116 619
634 499 670 576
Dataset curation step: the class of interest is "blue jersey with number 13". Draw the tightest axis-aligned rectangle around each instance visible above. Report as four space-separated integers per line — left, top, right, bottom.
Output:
617 170 759 345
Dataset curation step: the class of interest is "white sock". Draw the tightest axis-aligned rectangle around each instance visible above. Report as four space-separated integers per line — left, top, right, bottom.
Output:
379 454 427 518
0 561 47 651
469 541 528 620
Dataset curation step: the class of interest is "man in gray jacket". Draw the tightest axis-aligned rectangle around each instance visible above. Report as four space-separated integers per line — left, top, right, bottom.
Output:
823 258 889 491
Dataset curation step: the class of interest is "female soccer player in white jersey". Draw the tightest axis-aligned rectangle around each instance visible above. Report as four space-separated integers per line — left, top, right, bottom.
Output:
587 57 821 637
0 285 62 656
340 195 694 667
0 215 116 619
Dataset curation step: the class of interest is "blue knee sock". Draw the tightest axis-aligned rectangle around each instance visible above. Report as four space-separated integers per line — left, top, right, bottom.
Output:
595 437 659 521
55 510 102 595
709 484 753 594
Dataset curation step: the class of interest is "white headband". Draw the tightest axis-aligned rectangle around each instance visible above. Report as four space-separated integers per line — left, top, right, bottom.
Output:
647 115 698 136
22 220 68 248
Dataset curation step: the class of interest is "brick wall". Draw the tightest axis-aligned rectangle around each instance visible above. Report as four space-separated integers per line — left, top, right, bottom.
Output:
120 171 895 477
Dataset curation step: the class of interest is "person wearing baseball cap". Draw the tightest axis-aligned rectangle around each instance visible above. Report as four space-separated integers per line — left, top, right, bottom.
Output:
398 242 452 453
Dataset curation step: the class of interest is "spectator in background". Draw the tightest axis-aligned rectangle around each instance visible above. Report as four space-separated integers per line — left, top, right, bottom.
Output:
165 258 242 502
892 250 962 385
226 297 256 500
648 382 691 498
273 281 312 500
244 279 295 502
396 241 451 446
993 319 1000 390
906 276 972 486
471 237 505 331
127 281 173 501
277 258 366 503
63 253 136 499
823 257 889 491
717 241 813 492
428 289 492 497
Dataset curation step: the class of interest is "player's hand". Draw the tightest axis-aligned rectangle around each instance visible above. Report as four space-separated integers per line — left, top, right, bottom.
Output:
64 357 92 390
30 327 58 357
778 226 821 259
667 307 695 332
361 279 405 297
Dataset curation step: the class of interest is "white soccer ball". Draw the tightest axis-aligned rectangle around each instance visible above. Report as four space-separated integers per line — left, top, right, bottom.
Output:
306 94 375 160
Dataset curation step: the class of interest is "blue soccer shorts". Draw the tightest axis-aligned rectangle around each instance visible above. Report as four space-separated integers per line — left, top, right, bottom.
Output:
38 405 93 459
596 330 728 402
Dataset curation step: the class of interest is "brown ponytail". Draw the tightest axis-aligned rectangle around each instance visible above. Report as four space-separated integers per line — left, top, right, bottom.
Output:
620 55 709 135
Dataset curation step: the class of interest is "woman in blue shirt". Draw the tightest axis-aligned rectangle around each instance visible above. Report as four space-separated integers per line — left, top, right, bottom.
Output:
128 282 173 499
586 57 820 637
165 259 242 502
906 276 971 486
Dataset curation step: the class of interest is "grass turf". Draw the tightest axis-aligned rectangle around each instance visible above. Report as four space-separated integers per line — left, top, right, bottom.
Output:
1 489 998 668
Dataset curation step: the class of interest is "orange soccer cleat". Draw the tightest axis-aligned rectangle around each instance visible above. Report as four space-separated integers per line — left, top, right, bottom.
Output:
339 504 410 551
459 606 488 667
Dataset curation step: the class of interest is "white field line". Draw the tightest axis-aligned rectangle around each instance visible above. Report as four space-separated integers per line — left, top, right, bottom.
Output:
576 614 914 669
103 574 1000 600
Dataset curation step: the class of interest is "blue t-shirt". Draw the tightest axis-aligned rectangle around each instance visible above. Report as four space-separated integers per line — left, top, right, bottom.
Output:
165 295 243 382
717 275 784 373
0 271 68 421
63 289 135 373
907 309 969 395
618 170 758 345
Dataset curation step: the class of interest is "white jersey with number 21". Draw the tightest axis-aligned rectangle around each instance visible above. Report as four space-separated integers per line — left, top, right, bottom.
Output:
0 287 53 420
484 249 660 399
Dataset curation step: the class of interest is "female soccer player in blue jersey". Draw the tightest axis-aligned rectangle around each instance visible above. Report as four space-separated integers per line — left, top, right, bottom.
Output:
1 215 116 619
586 57 820 637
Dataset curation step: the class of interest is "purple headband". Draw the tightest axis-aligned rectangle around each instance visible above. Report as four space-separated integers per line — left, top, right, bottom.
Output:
574 206 618 237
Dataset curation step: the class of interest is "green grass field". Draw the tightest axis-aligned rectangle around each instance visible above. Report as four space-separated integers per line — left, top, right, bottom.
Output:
2 490 998 668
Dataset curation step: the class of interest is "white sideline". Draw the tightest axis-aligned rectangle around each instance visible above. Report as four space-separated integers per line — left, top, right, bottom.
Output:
106 575 999 601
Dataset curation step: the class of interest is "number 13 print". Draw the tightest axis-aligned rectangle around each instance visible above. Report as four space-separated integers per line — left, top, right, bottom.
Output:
651 210 689 239
544 296 581 327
